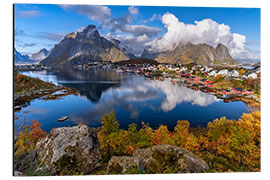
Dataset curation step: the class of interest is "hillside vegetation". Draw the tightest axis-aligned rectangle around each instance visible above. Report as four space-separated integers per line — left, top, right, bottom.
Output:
14 69 56 96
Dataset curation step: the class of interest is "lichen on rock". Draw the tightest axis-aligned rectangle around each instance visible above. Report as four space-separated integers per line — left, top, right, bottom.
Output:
35 125 101 175
107 156 144 174
106 144 209 174
133 145 209 173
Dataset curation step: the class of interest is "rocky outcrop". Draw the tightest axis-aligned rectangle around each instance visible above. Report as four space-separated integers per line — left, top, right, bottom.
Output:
40 25 128 66
35 125 101 175
107 144 209 174
107 156 144 174
141 42 237 65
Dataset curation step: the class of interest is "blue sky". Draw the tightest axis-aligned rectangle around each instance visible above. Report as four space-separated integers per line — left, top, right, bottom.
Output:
14 4 260 60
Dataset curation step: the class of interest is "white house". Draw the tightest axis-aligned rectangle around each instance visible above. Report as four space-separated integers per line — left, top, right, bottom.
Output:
248 73 258 79
216 69 228 76
208 70 216 76
228 69 239 78
180 67 187 71
242 72 258 79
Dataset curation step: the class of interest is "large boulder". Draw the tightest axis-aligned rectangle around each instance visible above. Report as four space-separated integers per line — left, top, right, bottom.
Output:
133 144 209 173
107 156 144 174
35 125 101 175
107 144 209 174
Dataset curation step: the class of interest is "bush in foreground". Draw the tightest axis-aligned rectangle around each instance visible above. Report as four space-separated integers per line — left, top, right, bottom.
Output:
98 111 260 172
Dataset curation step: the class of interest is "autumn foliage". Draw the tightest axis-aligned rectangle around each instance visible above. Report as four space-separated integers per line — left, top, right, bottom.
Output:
98 111 261 172
14 70 56 95
15 120 47 157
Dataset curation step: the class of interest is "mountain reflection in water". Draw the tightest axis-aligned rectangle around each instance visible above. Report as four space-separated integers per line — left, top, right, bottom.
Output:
18 69 248 131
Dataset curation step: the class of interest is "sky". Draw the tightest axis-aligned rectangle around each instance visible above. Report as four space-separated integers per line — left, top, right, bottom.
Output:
14 4 260 60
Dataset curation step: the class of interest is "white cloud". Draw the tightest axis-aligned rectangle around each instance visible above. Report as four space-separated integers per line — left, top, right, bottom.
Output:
75 27 86 34
78 76 218 121
16 10 42 18
37 32 64 41
150 14 161 22
128 6 139 15
60 5 112 23
107 34 152 56
119 24 161 37
146 12 258 60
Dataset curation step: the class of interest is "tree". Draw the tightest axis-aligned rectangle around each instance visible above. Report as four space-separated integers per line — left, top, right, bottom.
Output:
98 111 120 160
239 69 246 75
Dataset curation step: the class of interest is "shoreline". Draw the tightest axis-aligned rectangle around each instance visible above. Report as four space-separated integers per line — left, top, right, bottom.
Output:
14 85 79 110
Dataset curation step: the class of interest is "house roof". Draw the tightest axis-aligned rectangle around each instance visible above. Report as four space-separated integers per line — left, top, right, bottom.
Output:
235 87 244 91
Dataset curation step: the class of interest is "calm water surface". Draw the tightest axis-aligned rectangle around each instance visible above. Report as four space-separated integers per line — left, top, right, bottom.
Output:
15 68 249 132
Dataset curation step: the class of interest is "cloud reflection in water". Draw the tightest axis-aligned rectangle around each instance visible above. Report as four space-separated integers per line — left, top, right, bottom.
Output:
72 75 219 124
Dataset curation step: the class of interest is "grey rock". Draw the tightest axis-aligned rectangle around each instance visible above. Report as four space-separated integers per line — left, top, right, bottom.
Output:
14 105 21 110
106 144 209 174
14 171 23 176
132 144 209 173
35 125 101 175
107 156 144 174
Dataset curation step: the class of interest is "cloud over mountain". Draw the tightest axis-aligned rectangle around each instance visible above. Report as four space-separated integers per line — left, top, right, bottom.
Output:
18 5 259 61
146 13 258 60
60 5 161 38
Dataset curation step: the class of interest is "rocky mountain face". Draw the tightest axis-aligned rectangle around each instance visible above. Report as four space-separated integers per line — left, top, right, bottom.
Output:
141 42 237 65
30 48 50 61
110 38 137 59
40 25 129 66
14 48 36 64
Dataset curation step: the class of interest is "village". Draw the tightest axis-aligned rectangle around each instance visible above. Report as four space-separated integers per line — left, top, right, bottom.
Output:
73 61 260 101
15 61 261 102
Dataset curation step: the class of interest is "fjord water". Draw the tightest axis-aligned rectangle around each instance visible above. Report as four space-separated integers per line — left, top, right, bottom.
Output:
15 68 248 132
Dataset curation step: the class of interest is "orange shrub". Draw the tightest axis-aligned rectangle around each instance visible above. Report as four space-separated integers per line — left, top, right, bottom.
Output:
151 125 172 145
15 120 46 157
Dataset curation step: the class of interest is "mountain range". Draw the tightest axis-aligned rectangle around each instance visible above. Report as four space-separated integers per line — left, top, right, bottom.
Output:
141 42 237 65
40 25 128 66
14 48 50 64
35 24 239 66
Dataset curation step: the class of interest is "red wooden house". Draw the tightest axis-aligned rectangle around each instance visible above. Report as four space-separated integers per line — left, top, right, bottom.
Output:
199 79 212 85
230 88 243 94
243 89 253 95
187 76 200 83
223 89 231 95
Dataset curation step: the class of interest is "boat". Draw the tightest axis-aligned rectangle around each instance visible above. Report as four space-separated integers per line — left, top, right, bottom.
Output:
57 116 69 122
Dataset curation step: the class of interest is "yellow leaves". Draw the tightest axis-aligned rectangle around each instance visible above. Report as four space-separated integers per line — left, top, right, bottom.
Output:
98 111 260 171
151 125 171 145
205 111 261 169
239 68 247 75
